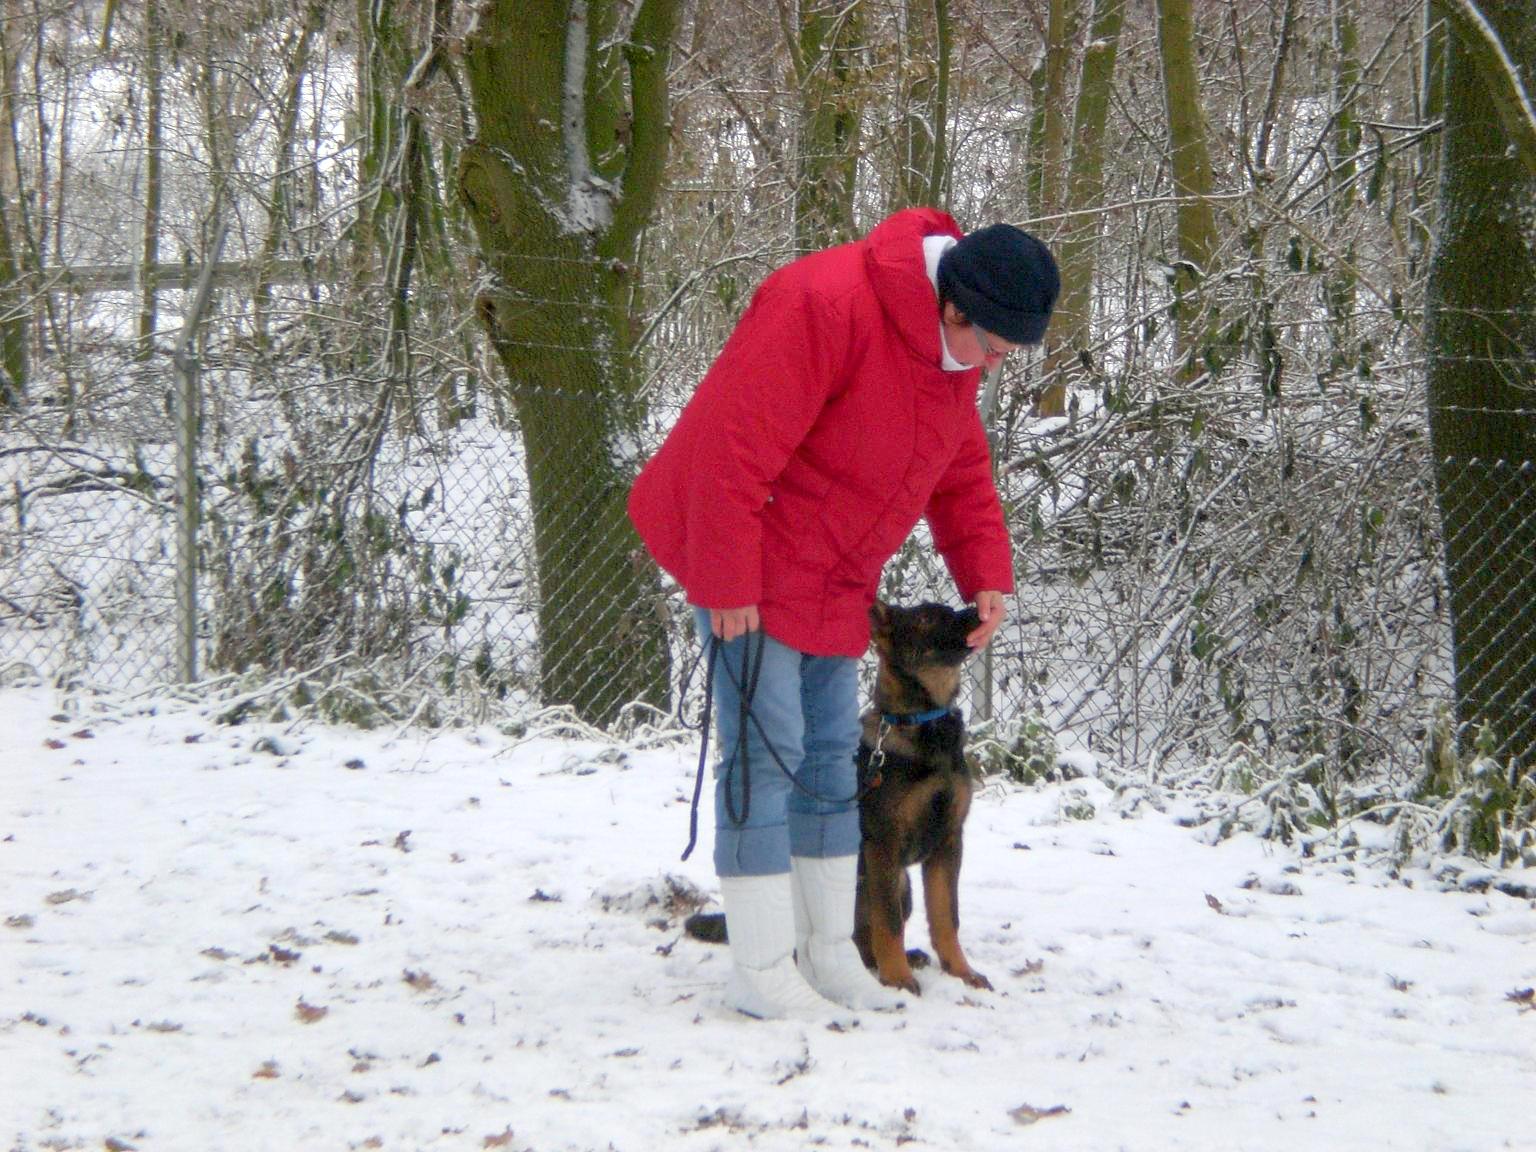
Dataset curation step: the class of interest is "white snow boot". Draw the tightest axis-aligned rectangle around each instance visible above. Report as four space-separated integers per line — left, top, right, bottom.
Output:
720 873 839 1020
792 854 907 1011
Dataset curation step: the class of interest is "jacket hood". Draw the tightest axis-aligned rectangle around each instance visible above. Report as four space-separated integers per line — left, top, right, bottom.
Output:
863 208 965 366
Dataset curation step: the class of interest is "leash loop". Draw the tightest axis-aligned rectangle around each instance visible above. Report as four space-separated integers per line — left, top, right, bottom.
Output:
679 638 716 861
680 628 872 859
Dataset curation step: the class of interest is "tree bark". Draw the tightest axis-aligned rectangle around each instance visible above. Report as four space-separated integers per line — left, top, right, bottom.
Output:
460 0 677 726
1155 0 1221 379
0 0 41 408
135 0 163 363
1028 0 1075 223
788 0 863 247
1437 0 1536 177
1328 0 1360 339
1425 0 1536 772
890 0 950 211
253 0 325 369
1041 0 1123 416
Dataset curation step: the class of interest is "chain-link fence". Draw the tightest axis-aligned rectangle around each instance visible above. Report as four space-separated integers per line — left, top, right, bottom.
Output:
7 347 1533 789
1430 456 1536 771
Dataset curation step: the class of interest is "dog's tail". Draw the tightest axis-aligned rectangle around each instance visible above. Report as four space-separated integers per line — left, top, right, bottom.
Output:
684 911 728 944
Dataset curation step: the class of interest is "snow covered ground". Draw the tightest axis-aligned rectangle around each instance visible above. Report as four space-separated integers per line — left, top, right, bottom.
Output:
2 683 1533 1152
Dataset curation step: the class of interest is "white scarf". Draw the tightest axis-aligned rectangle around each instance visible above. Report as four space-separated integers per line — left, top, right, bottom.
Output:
923 234 969 372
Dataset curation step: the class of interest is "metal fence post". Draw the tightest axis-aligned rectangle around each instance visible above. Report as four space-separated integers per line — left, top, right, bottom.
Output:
170 219 229 683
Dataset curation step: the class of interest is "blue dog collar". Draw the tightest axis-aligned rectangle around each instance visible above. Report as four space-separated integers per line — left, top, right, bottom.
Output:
881 706 952 726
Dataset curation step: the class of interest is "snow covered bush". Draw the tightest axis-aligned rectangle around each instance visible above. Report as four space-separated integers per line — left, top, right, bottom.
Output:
969 712 1064 784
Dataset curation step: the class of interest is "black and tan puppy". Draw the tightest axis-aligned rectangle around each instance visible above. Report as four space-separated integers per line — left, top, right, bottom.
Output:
853 601 992 995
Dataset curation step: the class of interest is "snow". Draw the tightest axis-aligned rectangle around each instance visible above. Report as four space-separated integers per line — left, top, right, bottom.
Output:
3 684 1533 1152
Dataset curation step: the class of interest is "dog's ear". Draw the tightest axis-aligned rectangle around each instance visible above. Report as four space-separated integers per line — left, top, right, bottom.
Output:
872 599 897 645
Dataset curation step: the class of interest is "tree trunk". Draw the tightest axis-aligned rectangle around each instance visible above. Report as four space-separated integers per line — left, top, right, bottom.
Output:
889 0 950 212
1155 0 1221 379
790 0 863 247
1040 0 1122 416
460 0 677 726
1328 0 1360 341
1413 1 1447 272
350 0 416 385
1425 0 1536 772
253 0 325 369
1027 0 1075 223
30 5 68 422
136 0 163 363
1437 0 1536 177
0 0 34 407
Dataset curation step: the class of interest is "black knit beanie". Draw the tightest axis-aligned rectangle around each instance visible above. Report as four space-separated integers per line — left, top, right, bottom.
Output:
937 224 1060 345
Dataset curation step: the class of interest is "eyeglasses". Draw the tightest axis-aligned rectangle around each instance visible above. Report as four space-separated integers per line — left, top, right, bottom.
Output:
974 325 1018 361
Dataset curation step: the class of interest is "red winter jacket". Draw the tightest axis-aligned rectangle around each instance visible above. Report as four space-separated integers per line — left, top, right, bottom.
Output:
627 208 1014 657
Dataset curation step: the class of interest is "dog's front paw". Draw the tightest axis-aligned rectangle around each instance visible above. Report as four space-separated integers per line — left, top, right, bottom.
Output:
941 960 992 991
879 969 922 996
959 969 992 991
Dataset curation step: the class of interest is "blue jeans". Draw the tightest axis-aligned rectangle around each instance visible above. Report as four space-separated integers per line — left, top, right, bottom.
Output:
694 609 862 877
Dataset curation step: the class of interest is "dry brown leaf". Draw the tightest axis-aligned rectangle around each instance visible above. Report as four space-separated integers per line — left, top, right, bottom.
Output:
295 999 329 1024
1009 1102 1070 1126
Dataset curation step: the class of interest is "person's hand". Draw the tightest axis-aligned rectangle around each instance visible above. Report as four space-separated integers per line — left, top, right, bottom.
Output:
710 605 760 641
966 591 1006 649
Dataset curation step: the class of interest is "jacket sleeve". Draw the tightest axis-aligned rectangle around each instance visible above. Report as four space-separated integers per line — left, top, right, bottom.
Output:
924 411 1015 602
681 274 848 608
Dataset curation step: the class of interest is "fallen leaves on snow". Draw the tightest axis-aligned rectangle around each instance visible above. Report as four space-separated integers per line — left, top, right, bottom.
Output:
1009 1102 1070 1126
294 998 329 1023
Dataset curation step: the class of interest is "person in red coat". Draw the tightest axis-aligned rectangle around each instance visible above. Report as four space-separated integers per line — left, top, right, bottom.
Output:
629 207 1058 1019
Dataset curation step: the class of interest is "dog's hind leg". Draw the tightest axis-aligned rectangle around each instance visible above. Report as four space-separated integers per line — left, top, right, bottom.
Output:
853 857 875 969
922 842 992 991
861 842 921 995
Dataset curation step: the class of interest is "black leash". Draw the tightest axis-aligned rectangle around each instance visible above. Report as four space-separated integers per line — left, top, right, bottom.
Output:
678 637 716 862
678 631 869 861
719 629 765 829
